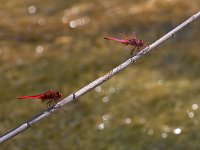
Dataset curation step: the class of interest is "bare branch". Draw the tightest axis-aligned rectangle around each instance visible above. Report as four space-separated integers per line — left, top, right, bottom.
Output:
0 11 200 144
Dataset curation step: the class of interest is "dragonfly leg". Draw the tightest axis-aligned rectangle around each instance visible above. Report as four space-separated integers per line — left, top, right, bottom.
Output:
52 99 55 105
136 47 141 52
54 99 59 104
131 47 136 55
46 100 52 108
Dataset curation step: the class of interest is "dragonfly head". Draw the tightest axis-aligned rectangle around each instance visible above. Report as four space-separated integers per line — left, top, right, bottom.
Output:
138 40 144 46
56 91 62 98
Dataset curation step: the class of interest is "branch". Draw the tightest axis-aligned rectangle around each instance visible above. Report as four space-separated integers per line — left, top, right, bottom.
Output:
1 11 200 144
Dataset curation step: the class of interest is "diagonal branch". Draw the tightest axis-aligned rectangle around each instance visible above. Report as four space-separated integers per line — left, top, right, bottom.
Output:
0 11 200 144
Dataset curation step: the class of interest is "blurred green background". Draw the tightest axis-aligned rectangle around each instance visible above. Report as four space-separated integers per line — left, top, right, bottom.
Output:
0 0 200 149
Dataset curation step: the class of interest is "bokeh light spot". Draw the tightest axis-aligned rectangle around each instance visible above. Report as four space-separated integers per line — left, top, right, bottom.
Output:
174 128 181 135
28 5 37 14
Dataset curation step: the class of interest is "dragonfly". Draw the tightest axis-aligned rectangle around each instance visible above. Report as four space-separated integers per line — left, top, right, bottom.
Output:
104 33 145 55
17 89 63 107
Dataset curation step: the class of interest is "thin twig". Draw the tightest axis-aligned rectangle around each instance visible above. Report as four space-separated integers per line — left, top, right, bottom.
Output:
0 11 200 144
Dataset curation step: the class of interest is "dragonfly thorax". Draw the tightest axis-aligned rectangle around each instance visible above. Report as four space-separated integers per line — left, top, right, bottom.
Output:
129 39 144 47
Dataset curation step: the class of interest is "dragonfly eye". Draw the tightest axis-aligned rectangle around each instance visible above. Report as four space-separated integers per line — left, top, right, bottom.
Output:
57 92 62 97
139 40 144 46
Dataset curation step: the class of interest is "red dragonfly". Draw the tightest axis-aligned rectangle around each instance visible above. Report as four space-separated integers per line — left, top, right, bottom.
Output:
104 33 145 55
17 89 63 107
